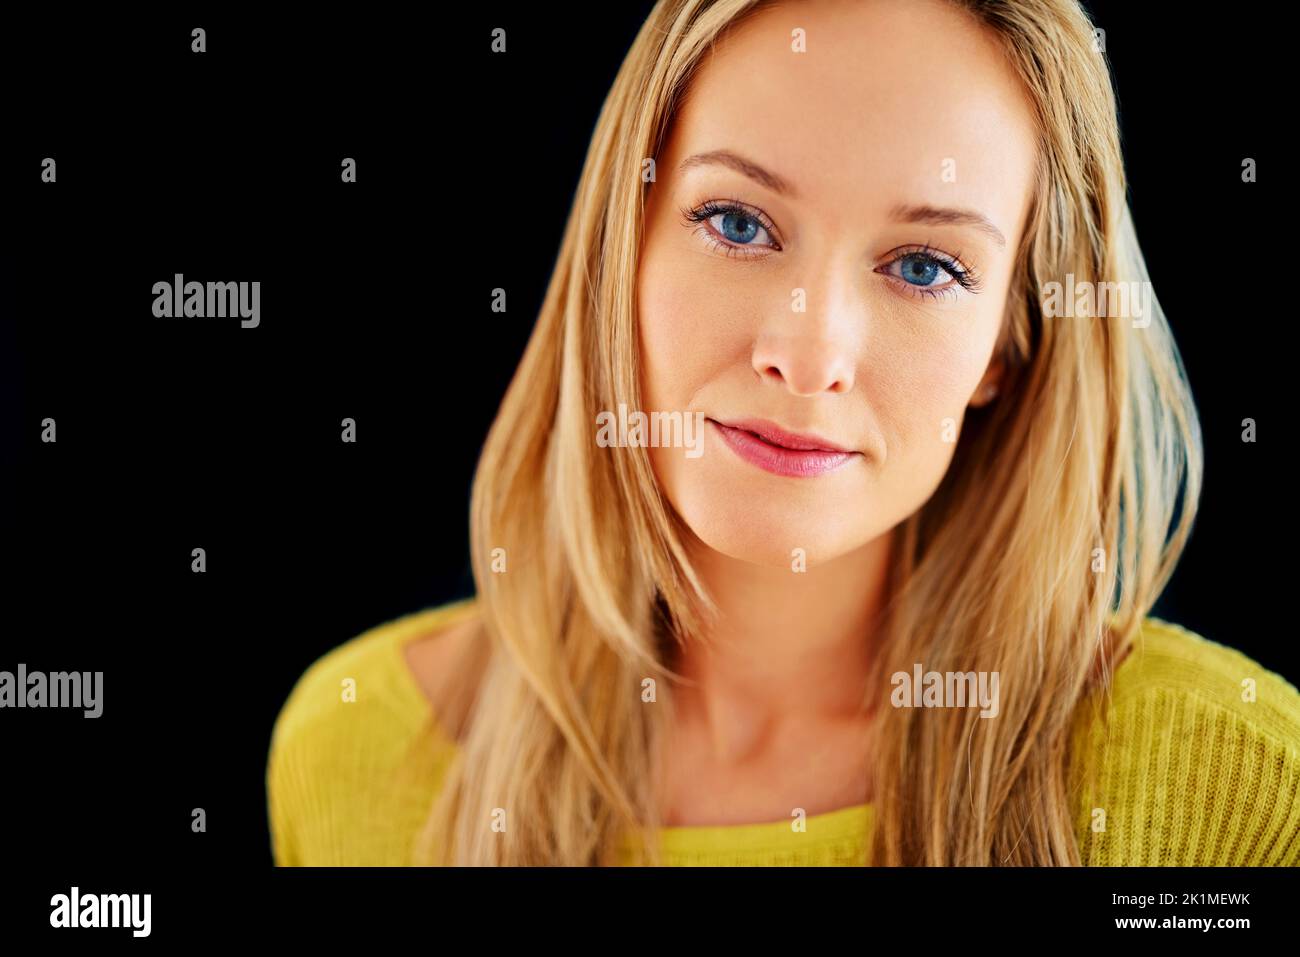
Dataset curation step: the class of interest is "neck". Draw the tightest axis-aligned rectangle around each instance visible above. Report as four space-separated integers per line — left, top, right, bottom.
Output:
666 529 894 764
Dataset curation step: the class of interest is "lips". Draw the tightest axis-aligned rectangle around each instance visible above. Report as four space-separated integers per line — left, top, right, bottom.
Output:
708 418 859 478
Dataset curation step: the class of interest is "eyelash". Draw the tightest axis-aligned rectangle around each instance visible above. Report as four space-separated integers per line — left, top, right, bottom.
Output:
677 199 983 301
882 242 983 301
679 198 784 256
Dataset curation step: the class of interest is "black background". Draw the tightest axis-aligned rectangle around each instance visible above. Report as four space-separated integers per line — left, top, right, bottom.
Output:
1 1 1292 939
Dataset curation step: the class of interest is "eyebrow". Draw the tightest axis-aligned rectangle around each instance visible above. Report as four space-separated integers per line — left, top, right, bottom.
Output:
888 203 1007 248
678 149 799 198
678 149 1008 249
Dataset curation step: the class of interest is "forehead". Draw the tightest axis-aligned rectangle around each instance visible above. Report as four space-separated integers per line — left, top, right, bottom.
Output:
666 0 1040 239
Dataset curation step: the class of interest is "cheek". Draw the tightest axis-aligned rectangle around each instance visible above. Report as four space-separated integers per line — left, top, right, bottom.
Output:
636 246 750 410
869 310 1000 472
637 239 685 407
637 283 691 411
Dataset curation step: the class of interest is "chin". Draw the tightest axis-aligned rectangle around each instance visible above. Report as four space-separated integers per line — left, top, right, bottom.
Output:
670 485 874 570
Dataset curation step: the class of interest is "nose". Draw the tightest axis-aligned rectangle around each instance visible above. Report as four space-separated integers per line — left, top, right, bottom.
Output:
750 286 859 397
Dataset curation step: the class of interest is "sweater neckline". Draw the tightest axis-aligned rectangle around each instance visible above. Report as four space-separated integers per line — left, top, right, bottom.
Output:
381 600 875 840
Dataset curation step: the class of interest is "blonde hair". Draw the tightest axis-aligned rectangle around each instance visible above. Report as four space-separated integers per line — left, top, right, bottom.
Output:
420 0 1202 865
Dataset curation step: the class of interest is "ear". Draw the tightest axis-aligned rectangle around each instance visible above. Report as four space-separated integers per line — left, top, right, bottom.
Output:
969 356 1005 408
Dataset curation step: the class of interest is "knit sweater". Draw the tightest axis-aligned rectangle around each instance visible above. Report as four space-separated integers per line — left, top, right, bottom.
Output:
266 598 1300 865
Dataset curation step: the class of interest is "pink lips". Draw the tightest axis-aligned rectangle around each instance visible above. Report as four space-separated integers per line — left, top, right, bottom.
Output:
709 418 859 478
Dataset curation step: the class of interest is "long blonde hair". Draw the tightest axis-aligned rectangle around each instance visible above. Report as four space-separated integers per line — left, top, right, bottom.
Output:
421 0 1202 865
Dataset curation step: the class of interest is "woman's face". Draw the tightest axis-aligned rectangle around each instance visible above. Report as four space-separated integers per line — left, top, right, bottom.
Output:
637 0 1039 567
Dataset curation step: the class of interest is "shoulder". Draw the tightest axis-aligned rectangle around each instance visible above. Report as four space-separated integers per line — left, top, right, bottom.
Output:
1071 616 1300 865
1108 616 1300 746
265 597 478 865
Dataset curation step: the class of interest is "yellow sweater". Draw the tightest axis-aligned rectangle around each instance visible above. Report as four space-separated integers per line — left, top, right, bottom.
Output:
266 598 1300 865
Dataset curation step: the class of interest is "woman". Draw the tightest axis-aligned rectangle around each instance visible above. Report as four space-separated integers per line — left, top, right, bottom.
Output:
268 0 1300 866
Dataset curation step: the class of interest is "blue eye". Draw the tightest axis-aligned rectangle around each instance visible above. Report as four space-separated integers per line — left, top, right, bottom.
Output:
718 211 760 243
899 254 941 283
680 199 781 257
897 253 944 286
879 246 980 301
